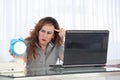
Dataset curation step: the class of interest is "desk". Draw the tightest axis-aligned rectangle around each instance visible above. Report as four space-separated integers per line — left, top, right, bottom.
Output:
0 66 120 80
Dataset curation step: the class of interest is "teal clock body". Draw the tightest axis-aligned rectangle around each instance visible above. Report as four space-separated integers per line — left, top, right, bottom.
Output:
10 37 27 56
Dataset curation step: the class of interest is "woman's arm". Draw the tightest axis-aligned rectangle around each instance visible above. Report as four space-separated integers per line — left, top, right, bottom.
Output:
60 52 64 61
55 28 65 61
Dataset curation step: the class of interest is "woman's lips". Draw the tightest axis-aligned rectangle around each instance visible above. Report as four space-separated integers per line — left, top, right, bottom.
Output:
42 39 46 41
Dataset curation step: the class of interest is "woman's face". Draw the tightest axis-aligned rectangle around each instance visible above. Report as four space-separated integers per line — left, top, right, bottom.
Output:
38 24 55 46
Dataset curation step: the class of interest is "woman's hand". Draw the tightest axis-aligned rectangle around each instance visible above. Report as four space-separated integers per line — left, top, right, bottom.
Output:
54 28 65 40
9 50 27 63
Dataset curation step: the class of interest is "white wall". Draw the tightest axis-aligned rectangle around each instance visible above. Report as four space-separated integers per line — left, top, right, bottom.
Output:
0 0 120 64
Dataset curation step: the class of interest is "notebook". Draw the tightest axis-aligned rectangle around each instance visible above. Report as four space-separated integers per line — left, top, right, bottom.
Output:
50 30 109 68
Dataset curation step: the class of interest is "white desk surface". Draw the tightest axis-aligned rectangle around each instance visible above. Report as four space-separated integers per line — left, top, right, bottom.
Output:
0 71 120 80
0 66 120 80
0 61 120 80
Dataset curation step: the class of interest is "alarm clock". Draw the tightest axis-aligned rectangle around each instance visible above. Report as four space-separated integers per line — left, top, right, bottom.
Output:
10 37 27 56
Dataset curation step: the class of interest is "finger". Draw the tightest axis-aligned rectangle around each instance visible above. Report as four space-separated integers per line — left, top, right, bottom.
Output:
54 29 60 32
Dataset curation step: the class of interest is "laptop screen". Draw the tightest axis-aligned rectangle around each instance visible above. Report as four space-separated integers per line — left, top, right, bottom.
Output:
63 30 109 66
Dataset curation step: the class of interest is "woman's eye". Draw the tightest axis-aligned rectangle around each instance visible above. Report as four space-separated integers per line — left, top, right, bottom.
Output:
47 32 52 34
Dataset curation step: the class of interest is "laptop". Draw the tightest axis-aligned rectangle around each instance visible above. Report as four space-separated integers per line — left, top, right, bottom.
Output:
50 30 109 68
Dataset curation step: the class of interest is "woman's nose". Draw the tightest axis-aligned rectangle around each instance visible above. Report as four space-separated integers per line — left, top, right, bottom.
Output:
43 33 47 38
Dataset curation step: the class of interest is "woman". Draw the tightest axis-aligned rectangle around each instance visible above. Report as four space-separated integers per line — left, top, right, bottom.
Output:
10 17 65 75
25 17 65 75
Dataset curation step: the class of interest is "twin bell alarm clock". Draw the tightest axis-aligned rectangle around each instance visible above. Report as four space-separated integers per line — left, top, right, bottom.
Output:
10 37 27 56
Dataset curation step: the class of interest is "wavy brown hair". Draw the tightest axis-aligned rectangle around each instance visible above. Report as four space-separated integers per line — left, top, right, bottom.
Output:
25 17 63 60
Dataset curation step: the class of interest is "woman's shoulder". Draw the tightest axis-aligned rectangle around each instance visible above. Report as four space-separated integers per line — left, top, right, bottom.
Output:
54 44 64 51
49 42 63 48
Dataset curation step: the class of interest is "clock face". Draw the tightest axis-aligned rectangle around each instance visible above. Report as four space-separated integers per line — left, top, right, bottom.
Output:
14 41 26 55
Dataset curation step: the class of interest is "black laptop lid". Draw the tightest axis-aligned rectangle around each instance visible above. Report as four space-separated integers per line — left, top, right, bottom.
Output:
63 30 109 66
